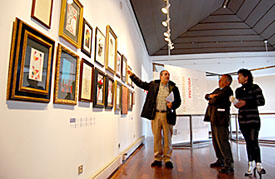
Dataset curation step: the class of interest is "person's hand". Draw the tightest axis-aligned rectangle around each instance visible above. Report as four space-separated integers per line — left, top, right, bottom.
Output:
234 99 246 108
167 102 172 109
209 94 218 99
127 67 133 76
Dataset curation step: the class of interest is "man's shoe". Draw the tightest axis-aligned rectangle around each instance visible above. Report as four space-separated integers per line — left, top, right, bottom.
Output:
210 161 224 168
151 160 162 167
165 161 174 169
219 166 234 174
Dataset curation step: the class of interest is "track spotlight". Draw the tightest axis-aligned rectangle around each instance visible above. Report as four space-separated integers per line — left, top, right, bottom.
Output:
162 18 170 27
161 3 170 14
164 30 170 37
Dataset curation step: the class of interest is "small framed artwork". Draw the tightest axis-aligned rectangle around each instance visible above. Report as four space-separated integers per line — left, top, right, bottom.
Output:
31 0 54 28
127 65 133 87
105 75 114 109
81 18 93 57
116 51 122 78
121 85 128 115
54 43 79 105
59 0 83 48
93 68 105 108
7 18 55 103
128 90 133 111
121 55 127 83
94 27 105 67
114 81 122 112
105 25 117 74
79 58 94 102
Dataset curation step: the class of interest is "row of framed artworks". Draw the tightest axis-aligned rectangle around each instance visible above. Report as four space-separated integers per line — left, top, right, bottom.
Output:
31 0 133 86
6 18 134 112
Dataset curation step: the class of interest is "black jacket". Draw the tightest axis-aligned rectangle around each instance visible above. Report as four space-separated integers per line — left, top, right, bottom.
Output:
235 83 265 125
130 74 181 120
204 86 233 126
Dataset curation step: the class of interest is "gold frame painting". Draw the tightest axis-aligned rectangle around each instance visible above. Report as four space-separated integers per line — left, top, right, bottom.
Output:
59 0 83 48
7 18 55 103
105 25 117 74
54 43 80 105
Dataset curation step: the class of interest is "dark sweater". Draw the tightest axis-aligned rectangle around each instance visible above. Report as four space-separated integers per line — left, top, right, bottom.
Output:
235 83 265 125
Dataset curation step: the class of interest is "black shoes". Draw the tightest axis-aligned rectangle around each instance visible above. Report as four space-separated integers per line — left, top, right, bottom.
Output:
165 161 174 169
151 160 174 168
219 166 234 174
151 160 162 167
210 160 224 168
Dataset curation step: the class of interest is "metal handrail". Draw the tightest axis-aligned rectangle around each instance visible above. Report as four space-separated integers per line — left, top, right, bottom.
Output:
175 113 275 147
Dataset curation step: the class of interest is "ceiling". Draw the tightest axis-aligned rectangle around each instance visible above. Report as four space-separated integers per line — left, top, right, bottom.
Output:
130 0 275 56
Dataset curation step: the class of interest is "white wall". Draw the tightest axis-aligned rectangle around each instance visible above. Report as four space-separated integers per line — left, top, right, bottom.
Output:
0 0 151 179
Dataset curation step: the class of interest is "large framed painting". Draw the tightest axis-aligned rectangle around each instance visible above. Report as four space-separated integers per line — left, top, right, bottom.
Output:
81 18 93 57
54 44 79 105
121 85 128 115
31 0 54 29
7 18 55 103
105 75 114 109
94 27 105 67
116 51 122 78
93 68 105 108
121 55 127 83
114 80 122 112
105 25 117 74
128 90 133 111
79 58 94 102
59 0 83 48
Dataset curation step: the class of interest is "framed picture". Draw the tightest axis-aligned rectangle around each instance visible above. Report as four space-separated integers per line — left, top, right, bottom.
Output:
31 0 53 28
7 18 55 103
81 18 93 57
105 75 114 109
54 43 79 105
121 85 128 114
94 27 105 67
93 68 105 108
121 55 127 83
114 81 122 112
116 51 122 78
127 65 133 87
105 25 117 74
79 58 94 102
59 0 83 48
128 90 133 111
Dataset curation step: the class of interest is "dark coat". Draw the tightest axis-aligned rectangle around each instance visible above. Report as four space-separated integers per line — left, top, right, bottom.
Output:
204 86 233 126
130 74 181 121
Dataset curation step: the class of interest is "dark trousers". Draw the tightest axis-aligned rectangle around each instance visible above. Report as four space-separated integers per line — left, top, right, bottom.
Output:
240 123 261 162
211 125 234 167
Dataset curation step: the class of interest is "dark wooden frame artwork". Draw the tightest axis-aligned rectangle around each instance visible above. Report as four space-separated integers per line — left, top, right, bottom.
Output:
94 27 105 67
93 68 105 108
78 58 94 102
31 0 54 29
81 18 93 57
105 75 114 109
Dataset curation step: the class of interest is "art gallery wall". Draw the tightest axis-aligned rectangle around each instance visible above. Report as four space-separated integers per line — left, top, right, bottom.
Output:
0 0 152 179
